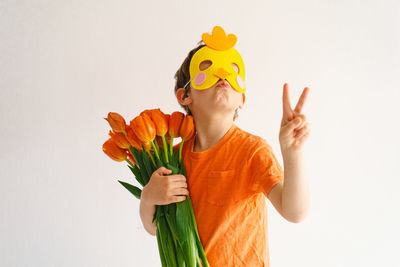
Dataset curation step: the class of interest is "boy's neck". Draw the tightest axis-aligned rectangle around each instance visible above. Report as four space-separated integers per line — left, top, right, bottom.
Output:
192 119 234 152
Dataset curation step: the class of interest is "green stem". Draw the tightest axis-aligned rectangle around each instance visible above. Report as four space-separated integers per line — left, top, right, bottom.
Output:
155 137 160 154
169 136 174 156
179 140 185 163
161 135 169 164
187 198 209 267
145 148 156 168
156 226 168 267
150 139 161 162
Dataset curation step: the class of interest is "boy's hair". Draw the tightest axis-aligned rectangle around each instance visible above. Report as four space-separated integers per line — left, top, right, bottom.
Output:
174 40 239 121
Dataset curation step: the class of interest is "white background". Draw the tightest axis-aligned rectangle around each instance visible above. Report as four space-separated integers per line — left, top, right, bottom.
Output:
1 0 399 266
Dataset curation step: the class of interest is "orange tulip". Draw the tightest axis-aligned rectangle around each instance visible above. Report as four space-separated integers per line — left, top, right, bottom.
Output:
105 112 127 134
140 109 153 117
126 126 142 151
108 130 130 149
169 111 185 138
140 109 168 137
130 113 156 144
179 114 195 141
152 109 169 136
103 138 127 162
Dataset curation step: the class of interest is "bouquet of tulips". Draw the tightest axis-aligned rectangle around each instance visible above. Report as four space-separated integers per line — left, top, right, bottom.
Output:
102 109 209 267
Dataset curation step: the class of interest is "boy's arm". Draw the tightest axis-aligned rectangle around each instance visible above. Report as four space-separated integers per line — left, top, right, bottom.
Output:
267 181 285 218
254 143 309 223
280 150 310 223
139 142 181 236
140 189 157 236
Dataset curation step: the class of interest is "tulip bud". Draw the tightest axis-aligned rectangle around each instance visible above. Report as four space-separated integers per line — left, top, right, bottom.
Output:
104 112 127 134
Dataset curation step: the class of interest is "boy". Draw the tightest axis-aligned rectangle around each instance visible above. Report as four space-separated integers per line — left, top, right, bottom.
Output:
140 26 310 266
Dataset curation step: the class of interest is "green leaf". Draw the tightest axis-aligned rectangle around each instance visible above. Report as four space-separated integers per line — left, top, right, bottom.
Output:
127 165 145 187
130 147 143 169
181 159 187 179
155 156 164 169
163 204 187 267
173 149 179 165
167 144 173 165
175 201 197 267
131 147 150 184
118 180 142 199
159 145 166 166
161 144 172 167
166 163 180 175
141 147 154 181
164 204 179 245
157 207 178 267
187 198 209 267
152 206 158 224
156 224 168 267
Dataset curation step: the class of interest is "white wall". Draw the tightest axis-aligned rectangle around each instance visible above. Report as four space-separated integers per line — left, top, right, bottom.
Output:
1 0 399 266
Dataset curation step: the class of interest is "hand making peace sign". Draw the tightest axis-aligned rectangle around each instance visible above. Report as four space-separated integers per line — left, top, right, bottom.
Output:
279 83 311 153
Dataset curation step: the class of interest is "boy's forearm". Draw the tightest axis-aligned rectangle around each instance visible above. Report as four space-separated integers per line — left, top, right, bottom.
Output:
139 197 157 236
281 149 310 222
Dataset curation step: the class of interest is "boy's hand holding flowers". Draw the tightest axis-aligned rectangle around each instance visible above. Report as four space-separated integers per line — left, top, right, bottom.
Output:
142 166 189 206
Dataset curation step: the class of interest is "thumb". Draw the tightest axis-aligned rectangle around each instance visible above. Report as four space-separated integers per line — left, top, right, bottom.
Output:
284 117 302 133
156 166 172 176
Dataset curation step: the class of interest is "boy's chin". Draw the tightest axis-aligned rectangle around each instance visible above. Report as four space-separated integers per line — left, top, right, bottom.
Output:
209 99 231 109
205 104 235 114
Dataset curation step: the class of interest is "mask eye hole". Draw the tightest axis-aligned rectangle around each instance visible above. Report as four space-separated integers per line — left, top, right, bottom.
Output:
231 63 239 73
199 60 212 71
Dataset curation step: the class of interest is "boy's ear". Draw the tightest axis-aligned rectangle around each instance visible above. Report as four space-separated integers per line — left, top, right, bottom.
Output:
176 88 192 105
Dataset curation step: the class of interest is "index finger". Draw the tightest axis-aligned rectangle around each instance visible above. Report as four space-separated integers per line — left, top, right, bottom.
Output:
170 174 187 181
283 83 294 120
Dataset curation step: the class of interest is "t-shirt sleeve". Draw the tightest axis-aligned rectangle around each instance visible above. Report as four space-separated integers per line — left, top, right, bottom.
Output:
249 139 284 199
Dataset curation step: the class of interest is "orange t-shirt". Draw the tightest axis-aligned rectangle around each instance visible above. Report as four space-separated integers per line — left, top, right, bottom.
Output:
173 123 284 267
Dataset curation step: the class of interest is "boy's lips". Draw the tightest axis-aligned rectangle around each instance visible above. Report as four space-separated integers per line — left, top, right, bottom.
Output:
216 80 231 88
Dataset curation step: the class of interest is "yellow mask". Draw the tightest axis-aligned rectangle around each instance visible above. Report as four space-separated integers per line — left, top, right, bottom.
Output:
188 26 246 93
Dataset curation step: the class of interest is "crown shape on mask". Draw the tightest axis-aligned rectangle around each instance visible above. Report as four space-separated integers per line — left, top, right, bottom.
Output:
201 26 237 51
